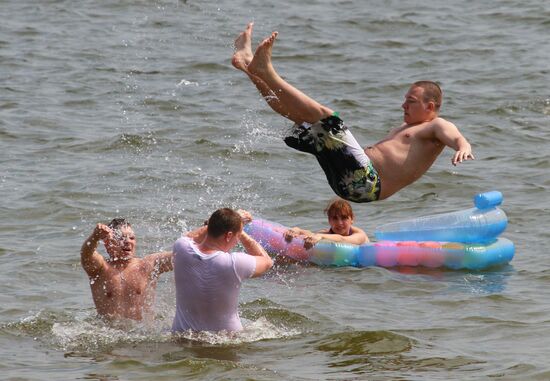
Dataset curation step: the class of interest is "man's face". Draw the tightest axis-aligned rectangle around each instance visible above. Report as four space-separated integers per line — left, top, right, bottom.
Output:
401 86 431 125
105 226 136 260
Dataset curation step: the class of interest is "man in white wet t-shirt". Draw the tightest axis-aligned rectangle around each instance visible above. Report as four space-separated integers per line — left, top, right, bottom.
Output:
171 208 273 332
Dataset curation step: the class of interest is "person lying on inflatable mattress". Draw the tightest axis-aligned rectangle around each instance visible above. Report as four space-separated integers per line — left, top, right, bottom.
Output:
284 198 369 249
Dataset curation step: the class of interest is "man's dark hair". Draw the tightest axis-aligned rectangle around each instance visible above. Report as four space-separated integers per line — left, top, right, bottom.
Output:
206 208 242 238
414 80 442 111
107 218 131 231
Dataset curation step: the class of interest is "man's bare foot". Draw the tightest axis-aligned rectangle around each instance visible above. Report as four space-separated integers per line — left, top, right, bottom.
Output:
231 22 254 72
247 31 278 79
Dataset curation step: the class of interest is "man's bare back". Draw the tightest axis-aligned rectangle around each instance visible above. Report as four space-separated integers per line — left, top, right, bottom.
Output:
232 23 474 202
81 220 172 321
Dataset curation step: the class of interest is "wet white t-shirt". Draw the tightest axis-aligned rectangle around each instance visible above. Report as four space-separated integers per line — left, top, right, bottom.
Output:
171 236 256 332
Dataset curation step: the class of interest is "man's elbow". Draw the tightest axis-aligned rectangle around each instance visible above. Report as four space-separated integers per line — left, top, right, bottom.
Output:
80 249 90 266
260 256 274 274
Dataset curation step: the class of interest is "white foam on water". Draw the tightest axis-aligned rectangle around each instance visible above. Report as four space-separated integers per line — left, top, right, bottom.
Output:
172 316 301 346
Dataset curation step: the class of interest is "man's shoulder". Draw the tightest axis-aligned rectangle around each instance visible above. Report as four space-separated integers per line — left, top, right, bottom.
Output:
175 235 191 243
410 117 454 136
230 251 257 279
231 251 255 264
173 235 193 250
430 117 454 128
124 257 156 275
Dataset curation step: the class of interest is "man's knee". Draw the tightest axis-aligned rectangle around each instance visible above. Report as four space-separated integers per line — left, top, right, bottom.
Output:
305 105 332 123
318 106 334 120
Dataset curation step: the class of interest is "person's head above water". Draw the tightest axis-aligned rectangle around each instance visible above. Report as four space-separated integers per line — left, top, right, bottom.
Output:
107 217 131 231
414 81 442 111
205 208 244 251
104 218 136 260
402 81 442 125
324 198 355 236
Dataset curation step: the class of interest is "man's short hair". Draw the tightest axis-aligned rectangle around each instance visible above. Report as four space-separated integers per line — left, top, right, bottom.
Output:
206 208 243 238
107 218 131 231
413 81 442 111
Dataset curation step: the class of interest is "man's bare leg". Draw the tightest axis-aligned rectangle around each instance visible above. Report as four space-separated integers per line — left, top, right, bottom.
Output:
233 24 333 125
232 23 288 117
247 31 333 125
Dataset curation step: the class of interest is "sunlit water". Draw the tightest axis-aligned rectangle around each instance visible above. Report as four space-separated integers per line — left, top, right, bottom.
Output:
1 0 550 380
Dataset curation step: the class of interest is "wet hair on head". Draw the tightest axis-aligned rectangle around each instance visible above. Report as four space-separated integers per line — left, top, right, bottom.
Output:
206 208 243 238
324 198 354 220
107 218 131 231
413 80 442 111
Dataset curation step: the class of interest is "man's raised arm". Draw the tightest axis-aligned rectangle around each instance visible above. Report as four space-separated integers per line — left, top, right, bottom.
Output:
80 224 110 277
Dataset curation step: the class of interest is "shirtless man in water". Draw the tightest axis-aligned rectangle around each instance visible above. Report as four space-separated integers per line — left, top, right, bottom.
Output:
232 23 474 202
80 218 173 321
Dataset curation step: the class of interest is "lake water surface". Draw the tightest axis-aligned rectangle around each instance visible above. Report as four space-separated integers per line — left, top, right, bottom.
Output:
1 0 550 380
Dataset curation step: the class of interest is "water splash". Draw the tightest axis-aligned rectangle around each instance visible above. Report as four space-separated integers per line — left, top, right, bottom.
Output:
4 303 301 356
172 317 301 346
177 79 199 87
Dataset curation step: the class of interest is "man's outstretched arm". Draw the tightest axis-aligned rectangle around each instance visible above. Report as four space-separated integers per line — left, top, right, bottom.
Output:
433 118 475 166
145 251 173 275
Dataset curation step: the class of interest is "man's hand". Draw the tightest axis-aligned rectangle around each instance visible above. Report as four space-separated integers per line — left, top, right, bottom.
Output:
93 223 113 241
236 209 253 224
452 147 475 166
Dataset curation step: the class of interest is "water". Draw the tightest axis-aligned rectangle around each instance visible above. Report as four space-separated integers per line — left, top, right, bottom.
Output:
1 0 549 379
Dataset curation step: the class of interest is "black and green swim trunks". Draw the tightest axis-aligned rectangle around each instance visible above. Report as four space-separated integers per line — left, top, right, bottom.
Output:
284 114 381 203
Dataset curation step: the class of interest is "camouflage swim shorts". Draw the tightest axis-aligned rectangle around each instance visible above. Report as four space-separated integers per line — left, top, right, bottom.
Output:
284 115 381 203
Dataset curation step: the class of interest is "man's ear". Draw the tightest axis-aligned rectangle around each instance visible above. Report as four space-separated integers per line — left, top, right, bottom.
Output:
225 231 234 243
426 101 436 112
